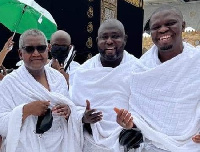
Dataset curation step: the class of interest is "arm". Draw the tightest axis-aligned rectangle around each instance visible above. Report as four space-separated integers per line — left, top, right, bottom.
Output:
59 68 69 87
0 36 14 66
0 73 4 80
22 101 50 122
51 58 69 87
0 135 2 149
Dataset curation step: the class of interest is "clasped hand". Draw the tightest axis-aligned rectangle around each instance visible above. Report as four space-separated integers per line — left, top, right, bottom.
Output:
52 103 71 120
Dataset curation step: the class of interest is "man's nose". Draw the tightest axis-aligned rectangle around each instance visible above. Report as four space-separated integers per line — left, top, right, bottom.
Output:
106 37 114 44
32 48 40 55
158 25 169 33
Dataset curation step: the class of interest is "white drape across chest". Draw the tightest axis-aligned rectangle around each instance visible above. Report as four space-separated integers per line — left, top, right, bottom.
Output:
0 65 82 152
71 51 145 152
130 43 200 152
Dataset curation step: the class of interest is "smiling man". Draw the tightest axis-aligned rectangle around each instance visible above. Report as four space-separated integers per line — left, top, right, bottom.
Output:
115 5 200 152
0 29 82 152
140 5 188 66
70 19 141 152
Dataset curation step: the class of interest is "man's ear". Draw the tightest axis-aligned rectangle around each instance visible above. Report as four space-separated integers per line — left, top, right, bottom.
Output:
182 21 186 32
48 43 52 52
18 49 23 60
124 35 128 45
96 37 98 43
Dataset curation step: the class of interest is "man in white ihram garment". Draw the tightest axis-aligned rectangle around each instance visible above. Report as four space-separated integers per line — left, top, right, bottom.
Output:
48 30 80 88
115 5 200 152
0 29 82 152
70 19 144 152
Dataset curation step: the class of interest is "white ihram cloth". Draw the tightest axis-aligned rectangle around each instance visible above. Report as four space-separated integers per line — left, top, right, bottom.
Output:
129 42 200 152
71 51 145 152
0 65 82 152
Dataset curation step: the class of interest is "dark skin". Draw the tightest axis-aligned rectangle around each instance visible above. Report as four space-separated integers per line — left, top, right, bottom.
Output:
50 30 71 87
115 8 200 144
97 22 127 68
82 100 103 124
115 9 186 127
0 73 4 80
149 9 185 62
150 10 200 143
51 58 69 87
82 20 127 130
0 136 2 149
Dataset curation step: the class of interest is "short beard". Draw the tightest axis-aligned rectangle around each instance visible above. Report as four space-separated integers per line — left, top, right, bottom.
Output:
160 45 173 51
98 48 120 61
98 48 123 67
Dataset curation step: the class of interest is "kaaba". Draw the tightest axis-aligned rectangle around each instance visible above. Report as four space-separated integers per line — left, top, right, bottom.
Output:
0 0 144 69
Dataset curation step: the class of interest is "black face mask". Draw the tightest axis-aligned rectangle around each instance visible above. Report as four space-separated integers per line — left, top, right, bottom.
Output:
51 45 69 65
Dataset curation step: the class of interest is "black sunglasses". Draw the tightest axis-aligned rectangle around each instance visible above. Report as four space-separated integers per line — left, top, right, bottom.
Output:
22 45 47 54
51 45 69 52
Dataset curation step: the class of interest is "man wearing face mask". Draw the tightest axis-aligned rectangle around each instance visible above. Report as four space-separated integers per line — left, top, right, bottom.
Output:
49 30 80 88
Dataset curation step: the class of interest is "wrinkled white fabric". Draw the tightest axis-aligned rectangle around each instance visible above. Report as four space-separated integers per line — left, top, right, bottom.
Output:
48 60 80 86
130 42 200 152
0 65 82 152
71 51 145 152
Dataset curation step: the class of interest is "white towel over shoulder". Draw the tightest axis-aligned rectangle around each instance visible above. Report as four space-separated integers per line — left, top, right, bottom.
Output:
130 42 200 152
0 65 82 152
71 51 146 152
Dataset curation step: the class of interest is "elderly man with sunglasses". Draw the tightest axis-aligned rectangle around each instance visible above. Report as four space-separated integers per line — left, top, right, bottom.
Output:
0 29 82 152
49 30 80 89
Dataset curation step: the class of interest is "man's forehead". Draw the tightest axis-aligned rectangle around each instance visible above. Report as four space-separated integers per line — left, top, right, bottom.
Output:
151 8 181 20
99 26 123 35
23 35 45 44
51 37 70 44
150 10 180 24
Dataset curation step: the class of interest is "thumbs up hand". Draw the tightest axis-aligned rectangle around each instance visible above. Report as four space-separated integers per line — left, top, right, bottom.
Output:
82 100 103 124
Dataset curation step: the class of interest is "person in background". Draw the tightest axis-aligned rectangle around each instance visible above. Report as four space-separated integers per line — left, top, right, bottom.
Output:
0 36 14 150
0 36 14 80
0 29 82 152
115 5 200 152
49 30 80 89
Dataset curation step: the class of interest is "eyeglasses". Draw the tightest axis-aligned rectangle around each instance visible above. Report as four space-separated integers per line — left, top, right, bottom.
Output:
51 45 69 52
22 45 47 54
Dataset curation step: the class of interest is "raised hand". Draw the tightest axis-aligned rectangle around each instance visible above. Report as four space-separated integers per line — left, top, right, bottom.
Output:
3 36 14 52
0 36 14 66
114 107 135 129
51 58 61 71
82 100 103 124
52 103 71 120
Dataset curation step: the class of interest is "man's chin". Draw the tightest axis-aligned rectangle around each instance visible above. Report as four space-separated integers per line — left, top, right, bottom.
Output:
160 45 173 51
104 55 118 61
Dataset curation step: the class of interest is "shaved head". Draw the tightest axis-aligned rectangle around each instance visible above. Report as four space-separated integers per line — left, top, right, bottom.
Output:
150 5 183 26
98 19 125 36
50 30 71 45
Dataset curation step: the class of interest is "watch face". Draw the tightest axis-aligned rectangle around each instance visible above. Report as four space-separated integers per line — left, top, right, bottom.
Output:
195 40 200 46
